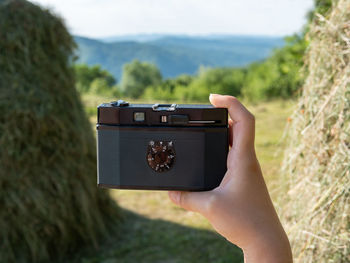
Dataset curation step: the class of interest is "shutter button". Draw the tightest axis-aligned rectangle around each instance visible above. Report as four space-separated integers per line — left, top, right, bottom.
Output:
111 100 129 107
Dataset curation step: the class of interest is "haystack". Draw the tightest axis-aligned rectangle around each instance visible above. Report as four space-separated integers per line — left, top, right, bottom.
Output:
0 1 118 262
280 0 350 262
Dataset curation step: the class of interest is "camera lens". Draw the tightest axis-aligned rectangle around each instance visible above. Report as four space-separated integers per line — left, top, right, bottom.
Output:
147 141 175 172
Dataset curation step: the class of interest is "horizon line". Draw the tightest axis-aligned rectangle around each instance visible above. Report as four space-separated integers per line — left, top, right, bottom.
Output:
75 32 292 40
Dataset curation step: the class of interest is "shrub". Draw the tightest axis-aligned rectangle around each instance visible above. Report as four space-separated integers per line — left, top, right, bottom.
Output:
74 64 117 94
186 67 245 102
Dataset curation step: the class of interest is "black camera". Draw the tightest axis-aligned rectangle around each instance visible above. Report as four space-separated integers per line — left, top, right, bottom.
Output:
96 100 228 191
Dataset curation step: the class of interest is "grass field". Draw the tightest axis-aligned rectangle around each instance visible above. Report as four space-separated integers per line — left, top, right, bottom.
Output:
75 94 294 263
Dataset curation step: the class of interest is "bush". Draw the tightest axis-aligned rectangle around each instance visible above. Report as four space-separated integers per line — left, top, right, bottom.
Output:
89 78 120 97
0 1 118 262
142 68 245 102
187 67 245 102
74 64 118 95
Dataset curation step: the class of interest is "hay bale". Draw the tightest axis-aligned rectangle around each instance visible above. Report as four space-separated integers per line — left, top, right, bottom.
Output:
0 1 118 262
280 0 350 262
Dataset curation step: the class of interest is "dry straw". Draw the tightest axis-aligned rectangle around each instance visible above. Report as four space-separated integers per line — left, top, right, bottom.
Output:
0 1 119 262
280 0 350 262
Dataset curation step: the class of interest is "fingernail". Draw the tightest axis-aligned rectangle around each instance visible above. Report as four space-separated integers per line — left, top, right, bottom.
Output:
209 94 216 101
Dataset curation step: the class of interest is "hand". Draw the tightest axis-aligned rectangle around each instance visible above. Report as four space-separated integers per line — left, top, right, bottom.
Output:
168 94 292 263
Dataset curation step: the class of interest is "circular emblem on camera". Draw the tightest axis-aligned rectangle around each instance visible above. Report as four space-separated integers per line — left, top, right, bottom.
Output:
147 140 175 172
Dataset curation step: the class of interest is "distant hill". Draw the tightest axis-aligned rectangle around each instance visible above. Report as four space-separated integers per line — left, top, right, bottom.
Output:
74 35 284 79
101 33 171 43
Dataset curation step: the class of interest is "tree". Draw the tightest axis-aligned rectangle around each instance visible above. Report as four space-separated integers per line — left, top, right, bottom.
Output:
121 60 162 98
242 34 307 100
74 64 116 93
186 67 245 101
90 77 120 96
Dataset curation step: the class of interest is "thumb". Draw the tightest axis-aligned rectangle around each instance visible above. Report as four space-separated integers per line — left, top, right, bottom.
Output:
209 94 255 151
168 191 214 214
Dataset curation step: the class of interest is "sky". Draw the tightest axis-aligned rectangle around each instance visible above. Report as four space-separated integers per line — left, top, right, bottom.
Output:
31 0 314 38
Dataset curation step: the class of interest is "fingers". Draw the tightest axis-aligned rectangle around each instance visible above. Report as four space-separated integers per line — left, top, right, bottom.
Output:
168 191 214 215
209 94 255 151
229 119 234 147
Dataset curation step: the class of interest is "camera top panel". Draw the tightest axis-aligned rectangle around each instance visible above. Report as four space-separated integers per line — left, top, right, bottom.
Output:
97 100 228 127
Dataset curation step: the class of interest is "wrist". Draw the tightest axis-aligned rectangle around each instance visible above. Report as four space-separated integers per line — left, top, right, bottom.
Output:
243 245 292 263
242 230 292 263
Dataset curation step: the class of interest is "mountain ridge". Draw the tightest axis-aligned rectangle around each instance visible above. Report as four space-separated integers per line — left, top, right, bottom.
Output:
74 35 284 79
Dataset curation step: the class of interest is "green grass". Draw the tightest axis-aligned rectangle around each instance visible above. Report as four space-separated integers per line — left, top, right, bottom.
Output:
251 100 294 194
76 94 294 263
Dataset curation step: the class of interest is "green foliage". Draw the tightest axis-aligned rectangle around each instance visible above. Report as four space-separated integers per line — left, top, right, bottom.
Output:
143 67 245 102
0 1 118 262
123 20 315 103
143 74 193 101
307 0 333 22
121 60 162 98
74 64 119 96
242 35 307 101
187 67 245 101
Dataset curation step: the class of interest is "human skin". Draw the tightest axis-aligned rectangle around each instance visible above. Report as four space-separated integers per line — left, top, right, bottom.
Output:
168 94 292 263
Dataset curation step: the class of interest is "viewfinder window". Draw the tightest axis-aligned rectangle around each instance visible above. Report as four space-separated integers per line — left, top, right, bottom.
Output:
134 112 145 122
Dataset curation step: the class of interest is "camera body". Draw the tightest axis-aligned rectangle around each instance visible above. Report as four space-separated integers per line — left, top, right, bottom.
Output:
96 100 228 191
